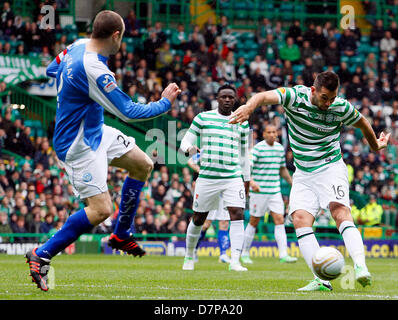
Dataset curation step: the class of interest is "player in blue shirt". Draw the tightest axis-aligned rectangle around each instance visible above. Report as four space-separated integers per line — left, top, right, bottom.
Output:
25 10 181 291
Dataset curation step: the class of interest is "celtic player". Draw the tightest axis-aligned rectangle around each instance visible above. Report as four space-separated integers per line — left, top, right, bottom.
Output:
230 71 390 291
241 124 296 264
180 84 251 272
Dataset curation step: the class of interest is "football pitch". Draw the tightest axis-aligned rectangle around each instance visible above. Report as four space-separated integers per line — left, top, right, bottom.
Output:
1 254 397 300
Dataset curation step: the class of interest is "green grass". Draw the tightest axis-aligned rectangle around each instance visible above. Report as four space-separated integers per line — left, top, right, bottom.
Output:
1 254 397 300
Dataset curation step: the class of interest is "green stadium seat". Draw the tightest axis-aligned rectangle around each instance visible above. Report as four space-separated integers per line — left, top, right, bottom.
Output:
360 36 370 43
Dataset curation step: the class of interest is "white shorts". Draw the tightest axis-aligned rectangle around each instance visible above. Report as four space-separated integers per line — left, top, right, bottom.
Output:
288 159 350 218
59 124 135 199
193 177 246 212
207 197 230 220
249 192 284 217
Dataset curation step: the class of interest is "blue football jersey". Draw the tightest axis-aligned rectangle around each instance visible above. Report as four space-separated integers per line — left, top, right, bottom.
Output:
47 39 171 161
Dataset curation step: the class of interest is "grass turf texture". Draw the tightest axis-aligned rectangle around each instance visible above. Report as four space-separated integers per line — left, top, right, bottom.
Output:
0 254 397 300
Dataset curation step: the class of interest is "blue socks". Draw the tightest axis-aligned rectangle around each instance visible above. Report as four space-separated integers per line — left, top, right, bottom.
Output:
195 228 231 256
195 229 207 250
36 208 93 260
218 229 230 255
113 177 145 239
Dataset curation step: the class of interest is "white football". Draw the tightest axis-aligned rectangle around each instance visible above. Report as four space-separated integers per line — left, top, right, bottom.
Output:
312 246 345 281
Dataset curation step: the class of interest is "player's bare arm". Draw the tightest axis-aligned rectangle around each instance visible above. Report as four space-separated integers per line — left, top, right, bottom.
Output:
229 90 280 124
353 117 391 151
250 179 260 192
279 167 292 186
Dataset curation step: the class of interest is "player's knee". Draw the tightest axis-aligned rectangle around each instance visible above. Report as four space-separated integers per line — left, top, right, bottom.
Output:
249 216 260 227
192 212 206 226
96 202 114 221
144 157 154 174
272 213 284 225
292 211 310 228
330 202 352 226
129 157 153 180
229 208 243 221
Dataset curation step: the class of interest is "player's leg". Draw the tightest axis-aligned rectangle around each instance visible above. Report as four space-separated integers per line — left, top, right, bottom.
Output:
218 219 231 263
319 160 371 287
27 192 111 291
270 211 297 263
184 178 221 270
194 219 212 262
183 211 209 270
241 215 260 264
330 201 371 287
241 193 266 263
293 209 332 291
227 206 247 271
221 178 247 271
109 144 153 240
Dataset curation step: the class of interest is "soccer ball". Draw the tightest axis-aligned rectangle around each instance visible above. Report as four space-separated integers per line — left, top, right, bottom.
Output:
312 247 345 281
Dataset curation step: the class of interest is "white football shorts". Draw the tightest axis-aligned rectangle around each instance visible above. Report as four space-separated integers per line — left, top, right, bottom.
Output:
193 177 246 212
59 123 135 199
207 197 230 220
288 159 350 217
249 192 285 217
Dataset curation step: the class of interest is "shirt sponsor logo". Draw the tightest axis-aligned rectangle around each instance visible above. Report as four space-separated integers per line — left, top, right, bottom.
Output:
103 81 117 93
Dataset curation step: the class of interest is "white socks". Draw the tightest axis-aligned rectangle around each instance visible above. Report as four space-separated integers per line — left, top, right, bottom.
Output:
274 224 289 258
339 220 367 268
230 220 244 265
296 227 320 273
242 223 256 256
185 220 202 258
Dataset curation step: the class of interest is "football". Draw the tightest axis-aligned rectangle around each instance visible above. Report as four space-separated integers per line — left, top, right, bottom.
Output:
312 247 345 281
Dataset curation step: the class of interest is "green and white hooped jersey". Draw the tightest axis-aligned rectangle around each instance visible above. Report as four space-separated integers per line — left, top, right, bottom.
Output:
273 85 362 173
251 140 285 194
187 110 250 180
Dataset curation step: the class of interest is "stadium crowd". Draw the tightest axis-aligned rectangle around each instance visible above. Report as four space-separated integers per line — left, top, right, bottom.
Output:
0 2 398 242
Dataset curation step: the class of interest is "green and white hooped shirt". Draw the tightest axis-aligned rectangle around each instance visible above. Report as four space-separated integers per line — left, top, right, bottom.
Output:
251 140 285 194
273 85 362 173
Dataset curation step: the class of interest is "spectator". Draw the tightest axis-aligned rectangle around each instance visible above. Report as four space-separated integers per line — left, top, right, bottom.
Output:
40 213 54 234
302 57 317 86
249 55 269 78
124 10 141 38
258 33 279 64
11 215 28 243
0 211 12 242
357 195 383 226
338 28 357 56
287 20 303 46
311 25 328 51
370 19 385 45
380 31 396 52
1 2 14 32
323 40 340 66
300 40 314 63
279 37 301 64
337 61 352 85
235 57 250 81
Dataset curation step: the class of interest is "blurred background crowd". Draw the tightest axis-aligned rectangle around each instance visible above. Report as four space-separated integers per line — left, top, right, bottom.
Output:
0 0 397 242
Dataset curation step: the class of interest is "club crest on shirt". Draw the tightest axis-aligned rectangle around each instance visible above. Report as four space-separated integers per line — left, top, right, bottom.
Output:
82 172 93 182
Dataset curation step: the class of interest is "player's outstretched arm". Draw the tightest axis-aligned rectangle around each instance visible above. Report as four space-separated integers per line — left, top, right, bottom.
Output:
353 117 391 151
229 90 280 124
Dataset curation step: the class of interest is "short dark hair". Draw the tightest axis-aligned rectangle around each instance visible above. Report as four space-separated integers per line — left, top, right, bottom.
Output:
314 71 340 91
217 83 236 95
92 10 124 39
